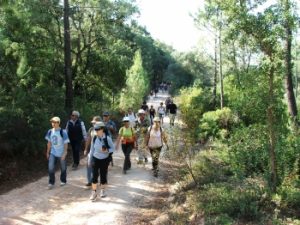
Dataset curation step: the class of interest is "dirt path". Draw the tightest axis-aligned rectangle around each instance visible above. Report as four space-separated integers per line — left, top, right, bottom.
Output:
0 92 171 225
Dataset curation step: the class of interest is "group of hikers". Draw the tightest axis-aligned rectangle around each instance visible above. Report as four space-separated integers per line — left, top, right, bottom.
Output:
45 97 177 202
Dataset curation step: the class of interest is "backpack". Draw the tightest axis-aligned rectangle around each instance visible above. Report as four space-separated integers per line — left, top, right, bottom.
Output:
48 129 63 138
92 130 110 149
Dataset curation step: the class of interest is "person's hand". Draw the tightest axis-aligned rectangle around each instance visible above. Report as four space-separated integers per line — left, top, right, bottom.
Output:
61 155 66 161
46 152 50 160
84 149 88 156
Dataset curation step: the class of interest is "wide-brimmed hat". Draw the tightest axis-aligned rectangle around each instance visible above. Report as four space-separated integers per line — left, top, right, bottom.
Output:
94 121 105 130
91 116 101 123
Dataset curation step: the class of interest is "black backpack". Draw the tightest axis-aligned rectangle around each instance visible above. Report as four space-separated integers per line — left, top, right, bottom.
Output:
92 133 113 161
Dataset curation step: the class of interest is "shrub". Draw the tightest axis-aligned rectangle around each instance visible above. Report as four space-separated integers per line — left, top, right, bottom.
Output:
199 107 239 142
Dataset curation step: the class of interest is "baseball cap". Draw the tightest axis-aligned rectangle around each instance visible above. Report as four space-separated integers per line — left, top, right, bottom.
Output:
122 116 130 122
50 116 61 123
102 111 110 116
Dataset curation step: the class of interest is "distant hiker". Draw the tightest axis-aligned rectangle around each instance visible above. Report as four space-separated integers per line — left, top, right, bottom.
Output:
157 102 166 125
102 111 116 166
135 109 150 164
145 116 168 177
149 105 156 125
45 117 70 189
116 117 136 174
83 116 102 188
66 110 87 170
126 108 136 128
102 111 117 138
141 101 149 113
167 100 177 126
88 122 115 202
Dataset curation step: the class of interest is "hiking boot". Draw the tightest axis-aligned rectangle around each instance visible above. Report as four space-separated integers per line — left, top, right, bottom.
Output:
100 189 106 198
72 164 78 170
48 184 54 190
90 190 97 201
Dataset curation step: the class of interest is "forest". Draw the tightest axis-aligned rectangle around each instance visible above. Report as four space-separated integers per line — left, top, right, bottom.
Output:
0 0 300 224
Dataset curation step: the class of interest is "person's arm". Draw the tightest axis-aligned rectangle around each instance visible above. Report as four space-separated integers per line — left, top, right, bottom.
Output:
107 136 115 153
46 142 51 159
61 130 69 160
84 135 91 156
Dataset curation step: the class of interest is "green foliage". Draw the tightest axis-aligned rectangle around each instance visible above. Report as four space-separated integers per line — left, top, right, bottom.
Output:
177 85 214 139
119 49 149 110
199 107 238 141
229 124 269 177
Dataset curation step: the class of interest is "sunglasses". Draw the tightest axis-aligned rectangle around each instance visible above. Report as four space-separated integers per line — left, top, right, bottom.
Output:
95 128 104 131
51 121 59 123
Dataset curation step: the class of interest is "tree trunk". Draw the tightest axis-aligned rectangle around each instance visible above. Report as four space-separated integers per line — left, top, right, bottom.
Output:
267 63 278 192
219 28 224 109
283 0 297 120
64 0 73 113
213 36 218 108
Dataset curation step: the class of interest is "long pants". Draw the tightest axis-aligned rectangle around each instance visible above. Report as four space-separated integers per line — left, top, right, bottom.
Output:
48 154 67 185
70 140 82 165
122 143 133 171
137 137 147 161
92 157 110 185
149 147 162 171
169 114 176 126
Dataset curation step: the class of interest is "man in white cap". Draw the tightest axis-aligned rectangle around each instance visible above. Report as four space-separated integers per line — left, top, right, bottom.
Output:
135 109 150 164
45 117 70 189
65 110 87 170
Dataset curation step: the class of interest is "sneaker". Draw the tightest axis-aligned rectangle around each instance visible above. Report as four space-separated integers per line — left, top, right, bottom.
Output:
48 184 54 190
72 164 78 170
153 170 158 178
90 190 97 201
122 169 126 174
100 189 106 198
60 182 66 186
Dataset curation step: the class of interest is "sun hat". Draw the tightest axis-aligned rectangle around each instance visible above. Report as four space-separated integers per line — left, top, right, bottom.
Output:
94 121 105 130
50 116 60 123
138 109 145 114
91 116 101 123
153 116 160 122
122 116 130 122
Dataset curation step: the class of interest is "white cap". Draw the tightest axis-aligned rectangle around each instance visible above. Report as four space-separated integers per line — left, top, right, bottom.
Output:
122 116 130 122
138 109 145 114
50 116 60 123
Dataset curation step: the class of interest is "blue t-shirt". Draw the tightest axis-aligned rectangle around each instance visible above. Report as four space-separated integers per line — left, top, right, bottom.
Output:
89 134 114 162
45 128 70 157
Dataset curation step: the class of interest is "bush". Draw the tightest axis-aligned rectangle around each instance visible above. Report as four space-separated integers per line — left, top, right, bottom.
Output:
196 179 265 222
228 124 269 177
199 107 239 142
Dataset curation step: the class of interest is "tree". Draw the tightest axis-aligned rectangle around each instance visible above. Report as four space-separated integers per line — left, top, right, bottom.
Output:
119 49 149 110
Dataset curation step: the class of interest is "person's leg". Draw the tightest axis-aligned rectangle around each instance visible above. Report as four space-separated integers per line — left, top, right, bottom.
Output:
137 137 144 163
48 154 56 186
73 141 81 168
150 147 162 177
87 163 93 185
59 156 67 184
121 144 128 172
99 158 110 197
90 157 100 201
